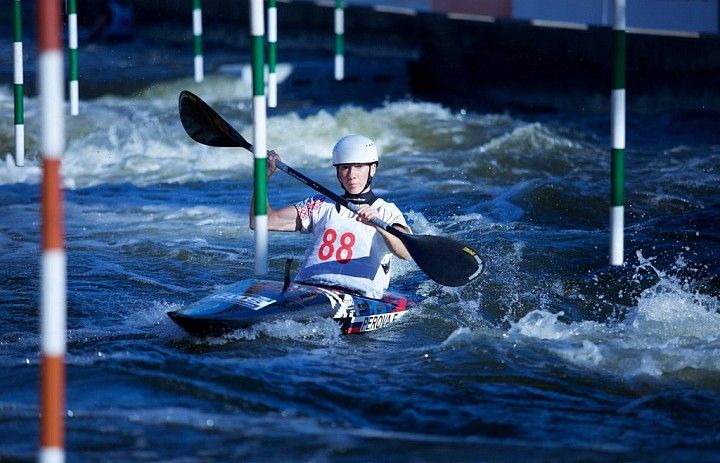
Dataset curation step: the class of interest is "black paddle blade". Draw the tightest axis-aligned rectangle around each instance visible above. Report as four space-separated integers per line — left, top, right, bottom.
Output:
399 234 484 287
178 90 251 150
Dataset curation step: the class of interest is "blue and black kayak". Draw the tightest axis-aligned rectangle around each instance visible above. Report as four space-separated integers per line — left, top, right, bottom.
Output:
167 279 414 336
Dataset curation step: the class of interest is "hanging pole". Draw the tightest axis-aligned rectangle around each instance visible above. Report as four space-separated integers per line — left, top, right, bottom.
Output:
193 0 204 82
334 0 344 80
67 0 79 115
250 0 268 275
13 0 25 166
267 0 278 108
610 0 626 266
38 0 67 461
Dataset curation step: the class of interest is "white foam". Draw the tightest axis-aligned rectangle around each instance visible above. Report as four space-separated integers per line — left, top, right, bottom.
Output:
478 122 582 154
0 90 521 189
440 327 474 346
217 317 342 344
509 257 720 378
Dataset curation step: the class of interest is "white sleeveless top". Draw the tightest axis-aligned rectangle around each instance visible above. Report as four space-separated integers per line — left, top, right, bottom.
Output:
293 195 409 299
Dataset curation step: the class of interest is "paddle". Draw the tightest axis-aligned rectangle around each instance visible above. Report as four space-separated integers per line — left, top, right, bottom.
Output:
178 90 484 287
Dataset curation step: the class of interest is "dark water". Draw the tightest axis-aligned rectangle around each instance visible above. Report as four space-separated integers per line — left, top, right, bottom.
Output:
1 60 720 461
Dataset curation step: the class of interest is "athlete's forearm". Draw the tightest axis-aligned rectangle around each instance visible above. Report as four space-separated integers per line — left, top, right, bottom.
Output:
376 225 410 260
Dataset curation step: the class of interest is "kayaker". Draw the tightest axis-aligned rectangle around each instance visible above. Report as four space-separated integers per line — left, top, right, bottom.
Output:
250 134 411 299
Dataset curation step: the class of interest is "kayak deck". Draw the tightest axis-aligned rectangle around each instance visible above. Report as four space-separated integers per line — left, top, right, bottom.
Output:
167 279 413 336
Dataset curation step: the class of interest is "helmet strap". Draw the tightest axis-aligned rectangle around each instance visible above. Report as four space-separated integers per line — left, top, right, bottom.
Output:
336 163 377 204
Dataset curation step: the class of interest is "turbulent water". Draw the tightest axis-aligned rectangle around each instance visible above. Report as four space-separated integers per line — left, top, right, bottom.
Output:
1 71 719 462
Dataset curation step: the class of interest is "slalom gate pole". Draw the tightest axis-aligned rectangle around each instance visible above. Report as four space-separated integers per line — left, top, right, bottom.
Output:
267 0 278 107
610 0 626 266
67 0 79 115
38 0 67 462
334 0 344 80
13 0 25 166
250 0 268 275
193 0 204 82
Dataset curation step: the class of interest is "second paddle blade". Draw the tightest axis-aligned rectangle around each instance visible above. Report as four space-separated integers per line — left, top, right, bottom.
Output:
399 234 484 287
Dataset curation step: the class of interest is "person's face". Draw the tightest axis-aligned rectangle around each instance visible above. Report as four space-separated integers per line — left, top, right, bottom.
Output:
336 163 376 194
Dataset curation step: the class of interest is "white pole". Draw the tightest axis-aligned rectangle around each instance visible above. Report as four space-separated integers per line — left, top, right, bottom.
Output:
193 0 204 82
251 0 268 275
610 0 626 266
13 0 25 166
267 0 278 107
334 0 344 80
67 0 79 115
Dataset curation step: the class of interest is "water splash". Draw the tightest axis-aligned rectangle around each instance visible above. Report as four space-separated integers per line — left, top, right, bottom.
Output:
478 122 582 155
509 253 720 379
205 318 343 345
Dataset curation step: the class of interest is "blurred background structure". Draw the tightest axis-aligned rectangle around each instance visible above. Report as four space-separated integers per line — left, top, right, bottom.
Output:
2 0 718 112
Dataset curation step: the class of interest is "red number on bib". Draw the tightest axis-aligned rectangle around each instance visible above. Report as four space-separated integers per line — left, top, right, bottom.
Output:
318 228 337 260
317 228 356 264
336 232 355 264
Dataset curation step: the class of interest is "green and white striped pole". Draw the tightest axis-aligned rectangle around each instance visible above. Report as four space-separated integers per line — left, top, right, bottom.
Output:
250 0 268 275
67 0 79 115
610 0 626 266
13 0 25 166
267 0 278 107
193 0 204 82
334 0 344 80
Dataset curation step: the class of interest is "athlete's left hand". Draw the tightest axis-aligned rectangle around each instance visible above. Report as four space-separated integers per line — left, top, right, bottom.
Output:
355 204 379 225
355 204 411 260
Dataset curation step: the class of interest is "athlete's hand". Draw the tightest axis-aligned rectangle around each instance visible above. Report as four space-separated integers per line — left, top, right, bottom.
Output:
266 150 280 177
355 204 379 225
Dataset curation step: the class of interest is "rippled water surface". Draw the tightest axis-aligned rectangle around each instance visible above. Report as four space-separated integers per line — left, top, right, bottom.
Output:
1 70 719 462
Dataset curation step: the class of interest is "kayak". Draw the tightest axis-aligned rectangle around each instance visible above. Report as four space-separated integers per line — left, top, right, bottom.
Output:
167 279 414 336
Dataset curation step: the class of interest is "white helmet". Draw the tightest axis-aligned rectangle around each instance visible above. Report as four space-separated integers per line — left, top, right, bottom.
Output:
331 135 378 165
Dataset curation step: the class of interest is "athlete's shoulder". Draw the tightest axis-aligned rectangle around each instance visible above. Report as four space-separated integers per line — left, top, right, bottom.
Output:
295 194 332 221
296 194 330 208
375 198 409 229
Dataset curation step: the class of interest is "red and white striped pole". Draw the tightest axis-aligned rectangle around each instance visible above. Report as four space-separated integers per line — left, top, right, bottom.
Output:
38 0 67 462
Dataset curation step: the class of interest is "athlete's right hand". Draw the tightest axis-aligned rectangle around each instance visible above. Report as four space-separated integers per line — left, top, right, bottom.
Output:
267 150 280 177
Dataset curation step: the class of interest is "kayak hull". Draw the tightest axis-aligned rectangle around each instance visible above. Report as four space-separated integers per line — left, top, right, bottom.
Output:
167 279 413 336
